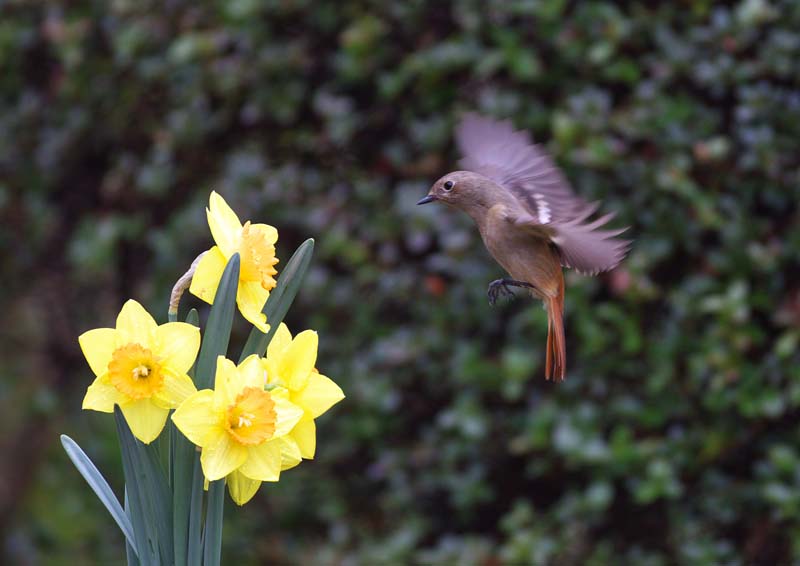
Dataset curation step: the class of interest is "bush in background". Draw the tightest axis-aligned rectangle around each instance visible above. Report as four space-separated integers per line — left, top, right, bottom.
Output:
1 1 799 563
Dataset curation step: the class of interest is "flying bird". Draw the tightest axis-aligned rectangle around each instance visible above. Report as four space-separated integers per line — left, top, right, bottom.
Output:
417 114 631 381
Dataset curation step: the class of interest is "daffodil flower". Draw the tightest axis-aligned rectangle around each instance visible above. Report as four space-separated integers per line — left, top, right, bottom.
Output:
172 355 304 505
189 191 279 333
224 436 303 505
262 324 345 461
79 300 200 444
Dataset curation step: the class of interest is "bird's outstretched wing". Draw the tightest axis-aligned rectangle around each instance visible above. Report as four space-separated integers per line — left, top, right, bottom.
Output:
456 113 583 224
455 113 631 274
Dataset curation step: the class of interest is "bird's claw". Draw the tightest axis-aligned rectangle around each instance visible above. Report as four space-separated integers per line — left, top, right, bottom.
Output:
487 279 515 306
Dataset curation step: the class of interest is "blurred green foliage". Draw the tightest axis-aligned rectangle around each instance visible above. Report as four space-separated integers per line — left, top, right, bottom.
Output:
2 0 800 564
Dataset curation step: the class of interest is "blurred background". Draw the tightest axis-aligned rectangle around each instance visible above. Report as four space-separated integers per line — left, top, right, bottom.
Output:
2 0 800 564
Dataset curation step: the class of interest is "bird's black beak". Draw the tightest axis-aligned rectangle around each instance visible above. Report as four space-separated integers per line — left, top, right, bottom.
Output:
417 195 437 205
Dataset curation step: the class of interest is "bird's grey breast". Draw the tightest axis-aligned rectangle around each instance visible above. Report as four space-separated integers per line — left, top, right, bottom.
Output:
477 204 543 279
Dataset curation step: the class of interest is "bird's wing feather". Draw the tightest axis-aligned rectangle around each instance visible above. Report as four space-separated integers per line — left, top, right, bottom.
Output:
456 113 631 274
455 113 586 224
510 212 632 274
550 218 632 275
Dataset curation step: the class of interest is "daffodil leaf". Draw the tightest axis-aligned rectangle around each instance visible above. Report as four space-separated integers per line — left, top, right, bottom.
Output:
240 238 315 360
190 255 239 564
186 456 205 566
116 418 157 565
203 479 226 566
115 407 173 566
60 435 138 557
124 488 141 566
195 253 240 390
172 307 200 566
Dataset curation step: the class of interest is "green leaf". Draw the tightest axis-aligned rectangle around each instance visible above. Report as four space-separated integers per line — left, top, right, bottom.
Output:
158 423 171 486
240 238 314 360
185 255 239 564
195 253 240 390
203 479 226 566
60 434 138 556
125 488 141 566
173 308 200 566
186 456 205 566
115 407 173 566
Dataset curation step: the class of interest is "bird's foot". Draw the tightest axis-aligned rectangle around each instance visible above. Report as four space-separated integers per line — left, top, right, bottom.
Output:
487 279 538 305
487 279 535 306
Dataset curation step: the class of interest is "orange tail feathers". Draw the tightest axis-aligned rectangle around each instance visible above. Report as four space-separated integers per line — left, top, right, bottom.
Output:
545 282 566 381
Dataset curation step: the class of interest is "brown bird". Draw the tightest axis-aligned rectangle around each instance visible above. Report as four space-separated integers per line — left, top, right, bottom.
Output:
417 114 631 381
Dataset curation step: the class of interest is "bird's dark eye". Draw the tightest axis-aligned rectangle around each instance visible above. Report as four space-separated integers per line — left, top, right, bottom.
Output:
443 180 454 191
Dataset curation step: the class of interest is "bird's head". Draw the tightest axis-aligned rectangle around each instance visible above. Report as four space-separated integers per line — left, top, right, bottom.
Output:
417 171 494 215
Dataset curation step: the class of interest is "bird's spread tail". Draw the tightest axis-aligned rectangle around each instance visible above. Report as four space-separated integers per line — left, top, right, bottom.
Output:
545 279 566 381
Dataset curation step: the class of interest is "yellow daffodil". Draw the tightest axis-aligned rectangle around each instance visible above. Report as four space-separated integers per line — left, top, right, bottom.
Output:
189 191 279 333
224 436 303 505
79 300 200 444
262 323 345 461
172 355 304 505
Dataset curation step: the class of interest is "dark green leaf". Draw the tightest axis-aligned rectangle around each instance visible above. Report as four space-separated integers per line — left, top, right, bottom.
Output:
115 408 173 565
203 480 226 566
173 307 200 566
186 456 205 566
60 435 138 555
195 254 240 390
125 488 141 566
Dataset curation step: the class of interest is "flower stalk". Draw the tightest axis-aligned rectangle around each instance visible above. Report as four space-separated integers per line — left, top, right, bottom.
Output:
169 251 206 322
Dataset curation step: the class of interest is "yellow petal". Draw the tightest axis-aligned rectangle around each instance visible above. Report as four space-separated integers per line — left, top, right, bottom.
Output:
116 300 158 348
291 418 316 459
155 322 200 375
237 280 270 333
266 323 292 361
200 428 247 481
278 330 317 391
120 398 170 444
154 370 197 408
238 355 268 390
239 440 281 482
189 246 227 305
207 191 242 257
227 470 261 506
171 390 220 446
270 390 305 437
279 436 302 471
247 223 279 246
213 356 240 406
78 328 119 377
262 358 280 387
82 374 128 413
294 372 345 419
